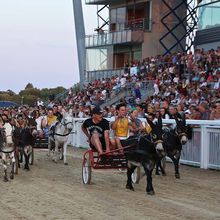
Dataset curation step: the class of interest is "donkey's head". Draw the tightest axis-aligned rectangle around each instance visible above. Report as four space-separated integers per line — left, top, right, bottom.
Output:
146 116 165 157
25 117 38 137
174 114 188 145
62 112 73 131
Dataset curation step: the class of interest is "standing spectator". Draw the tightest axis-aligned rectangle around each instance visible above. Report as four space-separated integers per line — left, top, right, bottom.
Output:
134 84 141 100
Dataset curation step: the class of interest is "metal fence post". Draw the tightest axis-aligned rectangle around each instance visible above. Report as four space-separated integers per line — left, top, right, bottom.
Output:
200 125 209 169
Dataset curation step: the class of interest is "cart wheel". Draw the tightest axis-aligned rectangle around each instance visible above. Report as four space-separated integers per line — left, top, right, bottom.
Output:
131 166 141 184
29 147 34 165
82 158 91 184
59 148 63 160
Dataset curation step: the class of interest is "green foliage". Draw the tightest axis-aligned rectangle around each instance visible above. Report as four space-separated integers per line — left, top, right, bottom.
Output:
72 83 80 92
25 83 34 90
19 88 41 97
23 95 38 106
0 93 13 101
0 84 68 106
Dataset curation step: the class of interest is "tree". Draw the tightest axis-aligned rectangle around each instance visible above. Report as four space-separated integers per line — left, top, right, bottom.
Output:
25 83 34 90
19 88 41 97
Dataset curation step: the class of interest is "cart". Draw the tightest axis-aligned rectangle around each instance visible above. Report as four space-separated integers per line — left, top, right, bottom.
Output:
82 145 141 185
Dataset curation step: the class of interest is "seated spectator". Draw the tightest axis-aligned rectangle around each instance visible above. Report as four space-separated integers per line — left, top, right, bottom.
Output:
32 110 44 138
198 102 211 120
41 108 57 137
210 102 220 120
129 109 144 136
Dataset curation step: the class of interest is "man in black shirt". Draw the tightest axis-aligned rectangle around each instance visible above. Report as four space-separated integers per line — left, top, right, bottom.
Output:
82 106 110 154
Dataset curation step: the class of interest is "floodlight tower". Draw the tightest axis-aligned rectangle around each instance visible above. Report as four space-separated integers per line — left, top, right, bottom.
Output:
72 0 86 89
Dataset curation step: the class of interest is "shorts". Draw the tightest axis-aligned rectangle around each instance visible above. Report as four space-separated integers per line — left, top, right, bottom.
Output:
90 137 106 151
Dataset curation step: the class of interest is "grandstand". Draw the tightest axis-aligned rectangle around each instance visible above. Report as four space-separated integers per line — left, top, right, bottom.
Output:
54 1 220 109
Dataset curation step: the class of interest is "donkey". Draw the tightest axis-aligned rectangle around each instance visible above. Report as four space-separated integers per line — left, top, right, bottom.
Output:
0 124 16 182
48 112 73 165
13 117 37 171
156 114 191 178
125 116 165 195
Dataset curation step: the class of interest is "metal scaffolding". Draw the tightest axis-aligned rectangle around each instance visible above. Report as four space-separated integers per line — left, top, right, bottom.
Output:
159 0 199 55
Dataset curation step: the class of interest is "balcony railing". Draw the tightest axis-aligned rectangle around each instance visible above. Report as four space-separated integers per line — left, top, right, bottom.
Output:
86 68 124 82
86 30 132 48
85 0 117 4
85 19 151 48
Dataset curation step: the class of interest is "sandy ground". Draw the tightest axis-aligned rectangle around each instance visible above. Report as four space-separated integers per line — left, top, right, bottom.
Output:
0 147 220 220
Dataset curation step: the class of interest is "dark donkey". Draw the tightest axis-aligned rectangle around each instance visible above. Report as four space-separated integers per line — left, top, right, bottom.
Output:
13 117 37 170
125 116 165 195
156 113 192 178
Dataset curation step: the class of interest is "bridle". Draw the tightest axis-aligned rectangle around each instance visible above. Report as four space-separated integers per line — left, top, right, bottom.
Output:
53 117 73 137
175 127 187 140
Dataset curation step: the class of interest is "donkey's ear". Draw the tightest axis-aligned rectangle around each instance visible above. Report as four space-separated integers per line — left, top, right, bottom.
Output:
146 117 155 129
174 114 179 125
158 115 162 128
182 113 186 125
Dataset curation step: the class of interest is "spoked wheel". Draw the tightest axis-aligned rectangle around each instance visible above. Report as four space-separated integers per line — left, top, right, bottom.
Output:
131 166 141 184
59 147 63 160
29 147 34 165
82 158 92 184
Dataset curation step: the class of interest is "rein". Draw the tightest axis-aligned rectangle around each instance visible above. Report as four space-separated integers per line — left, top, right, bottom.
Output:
52 118 73 137
60 121 73 127
54 130 74 137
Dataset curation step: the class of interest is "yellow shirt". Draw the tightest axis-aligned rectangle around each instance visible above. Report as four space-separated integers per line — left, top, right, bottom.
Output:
145 122 152 134
47 115 57 126
115 117 129 138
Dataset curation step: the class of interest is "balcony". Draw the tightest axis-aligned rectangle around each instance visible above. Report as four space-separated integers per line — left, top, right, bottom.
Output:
85 19 151 48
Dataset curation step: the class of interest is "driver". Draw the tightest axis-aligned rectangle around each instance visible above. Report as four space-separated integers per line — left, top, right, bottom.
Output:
81 106 110 154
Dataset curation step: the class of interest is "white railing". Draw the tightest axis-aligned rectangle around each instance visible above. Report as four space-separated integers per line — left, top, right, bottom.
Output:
69 118 220 170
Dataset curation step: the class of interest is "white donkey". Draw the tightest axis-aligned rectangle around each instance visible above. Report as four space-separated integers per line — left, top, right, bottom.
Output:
48 112 73 165
0 123 16 182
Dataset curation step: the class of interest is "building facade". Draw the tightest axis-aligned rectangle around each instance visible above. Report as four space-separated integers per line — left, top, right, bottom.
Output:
195 0 220 50
85 0 188 81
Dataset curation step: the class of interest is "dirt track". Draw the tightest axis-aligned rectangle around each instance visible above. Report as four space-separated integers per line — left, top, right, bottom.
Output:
0 147 220 220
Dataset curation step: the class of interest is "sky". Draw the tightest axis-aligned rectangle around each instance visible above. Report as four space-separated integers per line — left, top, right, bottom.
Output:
0 0 97 93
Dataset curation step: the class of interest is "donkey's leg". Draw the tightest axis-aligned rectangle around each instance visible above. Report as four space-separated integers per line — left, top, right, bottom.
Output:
157 157 166 176
48 138 51 157
24 146 30 170
126 161 136 191
63 143 68 165
142 160 155 195
2 153 8 182
155 159 161 175
10 152 15 179
169 152 181 178
19 147 24 163
53 142 59 163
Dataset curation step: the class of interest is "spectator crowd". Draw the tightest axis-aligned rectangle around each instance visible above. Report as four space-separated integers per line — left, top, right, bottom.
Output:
61 47 220 120
1 47 220 130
